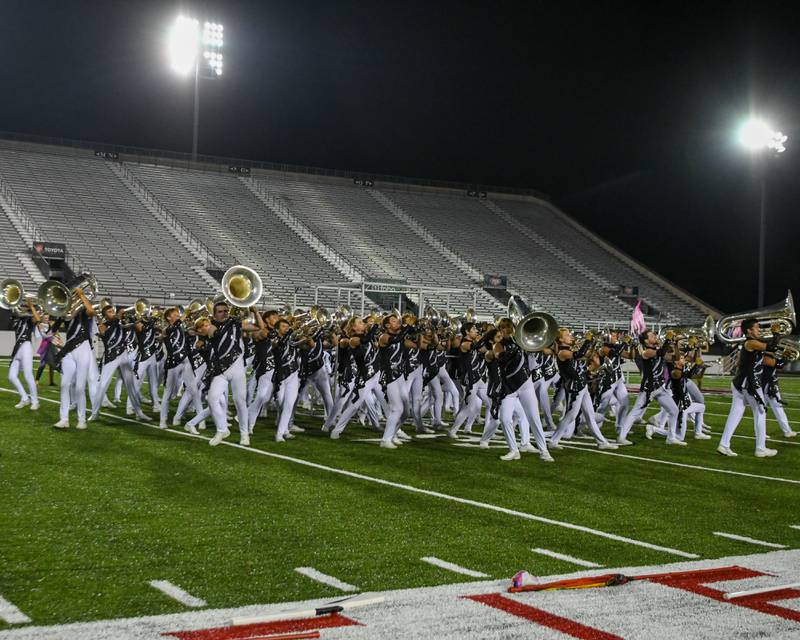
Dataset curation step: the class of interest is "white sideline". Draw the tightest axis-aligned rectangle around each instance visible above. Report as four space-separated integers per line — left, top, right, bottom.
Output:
0 596 30 625
530 548 603 568
0 388 701 559
712 532 788 549
557 443 800 486
148 581 206 608
293 567 357 592
421 557 489 578
791 525 800 531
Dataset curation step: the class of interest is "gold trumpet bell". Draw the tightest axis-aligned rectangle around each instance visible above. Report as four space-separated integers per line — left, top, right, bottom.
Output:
221 265 263 309
514 312 559 352
0 278 24 310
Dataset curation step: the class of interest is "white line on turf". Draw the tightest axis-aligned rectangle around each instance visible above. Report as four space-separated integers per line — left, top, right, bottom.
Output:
789 525 800 531
0 388 701 559
421 556 489 578
704 430 800 446
0 595 30 624
557 443 800 486
148 580 207 608
712 532 788 549
530 547 603 568
294 567 357 592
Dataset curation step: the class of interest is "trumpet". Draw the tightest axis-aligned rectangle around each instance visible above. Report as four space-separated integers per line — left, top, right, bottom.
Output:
508 295 559 352
716 291 795 345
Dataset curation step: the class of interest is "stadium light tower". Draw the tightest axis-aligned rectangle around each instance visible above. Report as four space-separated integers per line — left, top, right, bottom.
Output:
736 117 787 307
168 16 224 161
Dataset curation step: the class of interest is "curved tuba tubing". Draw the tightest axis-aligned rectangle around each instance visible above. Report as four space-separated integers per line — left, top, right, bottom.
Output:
716 291 795 345
508 295 559 352
221 265 263 309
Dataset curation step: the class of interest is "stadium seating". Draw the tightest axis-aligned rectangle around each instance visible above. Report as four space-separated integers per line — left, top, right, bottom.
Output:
0 141 712 324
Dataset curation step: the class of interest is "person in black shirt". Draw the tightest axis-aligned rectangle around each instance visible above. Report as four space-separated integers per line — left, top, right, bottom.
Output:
159 307 205 434
246 310 277 432
378 313 409 449
718 318 778 457
448 323 491 437
133 316 163 413
8 299 40 410
761 354 797 438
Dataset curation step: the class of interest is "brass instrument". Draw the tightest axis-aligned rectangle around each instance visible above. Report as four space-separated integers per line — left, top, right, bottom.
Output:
0 278 40 315
290 306 330 345
716 291 795 346
508 295 559 352
221 265 263 310
658 315 716 347
773 336 800 362
463 308 476 323
92 297 114 315
37 273 97 318
119 298 150 322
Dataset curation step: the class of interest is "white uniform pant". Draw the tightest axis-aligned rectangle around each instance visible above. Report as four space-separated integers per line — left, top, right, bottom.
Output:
247 372 275 429
275 370 301 437
304 367 334 419
175 362 207 423
719 384 767 451
619 386 678 441
766 394 793 435
59 341 93 422
595 377 629 430
514 378 549 453
332 373 382 436
406 366 424 431
551 386 610 445
534 377 557 429
134 353 162 409
452 379 488 433
383 376 408 443
437 367 460 415
208 355 248 437
497 394 529 452
92 353 143 417
9 341 37 404
421 375 445 425
161 359 204 427
324 379 352 429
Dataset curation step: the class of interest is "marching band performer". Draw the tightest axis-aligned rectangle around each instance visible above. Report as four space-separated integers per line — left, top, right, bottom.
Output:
53 287 96 429
593 331 632 432
133 313 163 413
299 322 335 422
378 313 410 448
246 310 278 432
272 317 304 442
717 319 778 457
762 352 797 438
159 307 204 434
646 353 704 442
8 300 40 411
449 322 492 437
89 305 151 422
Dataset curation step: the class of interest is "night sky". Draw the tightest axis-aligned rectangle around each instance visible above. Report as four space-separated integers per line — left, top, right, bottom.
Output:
2 0 799 314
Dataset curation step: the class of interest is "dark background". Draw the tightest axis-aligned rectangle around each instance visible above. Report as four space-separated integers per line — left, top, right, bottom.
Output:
2 0 798 314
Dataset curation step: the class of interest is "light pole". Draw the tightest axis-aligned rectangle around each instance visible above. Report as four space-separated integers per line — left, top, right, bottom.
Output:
168 16 224 161
736 118 787 307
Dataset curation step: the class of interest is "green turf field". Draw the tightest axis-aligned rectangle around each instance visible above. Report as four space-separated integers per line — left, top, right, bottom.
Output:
1 363 798 629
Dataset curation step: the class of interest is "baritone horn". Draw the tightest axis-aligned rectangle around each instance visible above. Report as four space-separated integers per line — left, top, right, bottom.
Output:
715 291 795 346
0 278 40 314
508 295 559 352
37 273 98 318
221 265 263 309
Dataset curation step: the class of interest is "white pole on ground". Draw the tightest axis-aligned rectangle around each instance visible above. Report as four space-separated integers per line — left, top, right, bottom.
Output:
724 582 800 600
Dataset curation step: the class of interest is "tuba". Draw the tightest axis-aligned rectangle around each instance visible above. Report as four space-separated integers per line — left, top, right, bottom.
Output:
508 295 559 352
221 265 263 310
38 273 98 318
716 291 795 346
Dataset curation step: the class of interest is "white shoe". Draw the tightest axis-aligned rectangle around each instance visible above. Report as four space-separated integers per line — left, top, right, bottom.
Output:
184 424 199 435
519 444 537 453
209 430 230 446
500 450 521 461
783 430 797 438
666 438 688 447
240 435 250 446
76 421 87 430
396 429 412 440
198 421 207 431
30 402 39 411
417 426 435 434
717 445 737 457
392 437 403 446
447 428 458 439
754 447 778 458
102 399 116 409
136 413 152 422
645 425 654 440
289 425 305 433
598 442 618 450
616 437 633 446
285 432 296 440
539 451 554 462
433 421 450 428
380 440 397 449
126 407 134 416
172 416 182 427
276 434 287 443
549 442 564 450
53 419 69 429
88 413 98 422
15 399 30 409
329 431 340 440
478 440 490 449
157 422 169 430
694 432 712 440
321 425 330 433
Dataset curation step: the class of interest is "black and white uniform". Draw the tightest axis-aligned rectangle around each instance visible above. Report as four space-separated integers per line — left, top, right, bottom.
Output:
450 339 492 435
272 331 302 439
55 309 94 424
619 342 679 442
91 319 145 419
134 319 162 410
719 341 770 451
299 330 334 420
207 318 248 439
379 331 408 444
160 322 204 428
761 358 794 436
594 342 630 429
246 328 277 430
331 328 383 437
8 314 38 406
173 334 208 425
550 344 612 447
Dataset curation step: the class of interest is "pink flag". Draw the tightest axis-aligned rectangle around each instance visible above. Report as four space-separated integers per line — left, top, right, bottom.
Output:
731 322 742 339
630 299 647 337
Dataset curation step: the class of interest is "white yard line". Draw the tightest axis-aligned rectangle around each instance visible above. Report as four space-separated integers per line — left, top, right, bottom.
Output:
789 525 800 531
0 596 31 625
704 429 800 446
0 387 700 559
148 581 206 608
530 548 603 568
421 557 489 578
557 443 800 486
293 567 357 592
712 532 788 549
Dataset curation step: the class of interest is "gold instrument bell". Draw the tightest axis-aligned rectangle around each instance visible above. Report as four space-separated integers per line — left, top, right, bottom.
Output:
507 295 559 352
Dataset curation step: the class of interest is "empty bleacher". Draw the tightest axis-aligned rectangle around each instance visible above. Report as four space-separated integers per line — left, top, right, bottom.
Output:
0 210 36 293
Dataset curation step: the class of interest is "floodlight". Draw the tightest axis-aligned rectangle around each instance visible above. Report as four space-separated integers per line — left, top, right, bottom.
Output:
738 118 788 153
168 16 199 75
